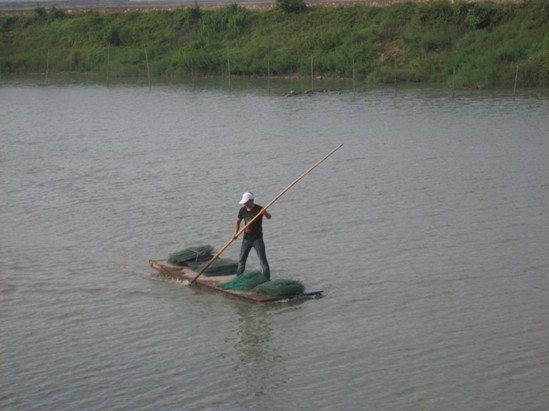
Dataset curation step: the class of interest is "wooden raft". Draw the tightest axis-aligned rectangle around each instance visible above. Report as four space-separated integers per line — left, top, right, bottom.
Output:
149 259 323 303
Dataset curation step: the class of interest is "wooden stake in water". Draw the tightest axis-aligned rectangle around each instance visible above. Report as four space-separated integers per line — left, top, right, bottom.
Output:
268 58 271 95
352 58 356 94
310 56 314 92
394 64 397 97
514 64 519 97
107 45 110 86
144 47 151 89
227 54 231 88
452 66 455 97
45 48 49 82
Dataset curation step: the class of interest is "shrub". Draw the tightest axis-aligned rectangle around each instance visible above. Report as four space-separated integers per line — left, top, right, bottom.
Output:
416 1 453 26
188 5 202 21
106 26 122 46
522 51 549 86
465 3 497 29
522 0 549 26
48 7 66 21
33 7 47 22
277 0 307 14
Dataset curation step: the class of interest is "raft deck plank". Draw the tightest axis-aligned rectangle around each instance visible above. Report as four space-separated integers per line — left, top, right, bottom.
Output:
149 259 322 303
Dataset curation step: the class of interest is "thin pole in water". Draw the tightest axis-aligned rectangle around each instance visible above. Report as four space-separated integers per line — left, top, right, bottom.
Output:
394 64 397 97
107 45 110 86
452 66 455 98
45 48 49 82
144 47 151 89
227 53 231 88
514 64 519 97
310 56 314 92
352 58 356 95
189 144 344 286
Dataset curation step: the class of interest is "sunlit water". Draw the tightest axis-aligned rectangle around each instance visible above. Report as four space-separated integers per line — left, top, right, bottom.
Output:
1 78 548 411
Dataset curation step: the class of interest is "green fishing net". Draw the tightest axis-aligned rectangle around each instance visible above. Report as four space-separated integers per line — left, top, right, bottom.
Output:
219 271 305 297
187 258 238 277
167 245 214 265
255 279 305 297
168 246 306 297
218 270 267 291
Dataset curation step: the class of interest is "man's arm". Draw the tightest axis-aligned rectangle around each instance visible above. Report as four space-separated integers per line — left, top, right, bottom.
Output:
233 217 242 239
261 208 271 219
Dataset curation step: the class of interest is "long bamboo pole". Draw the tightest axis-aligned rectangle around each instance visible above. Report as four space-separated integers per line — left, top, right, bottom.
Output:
189 144 343 286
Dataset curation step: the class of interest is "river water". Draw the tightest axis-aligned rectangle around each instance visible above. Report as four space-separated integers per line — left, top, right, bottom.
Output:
1 78 548 411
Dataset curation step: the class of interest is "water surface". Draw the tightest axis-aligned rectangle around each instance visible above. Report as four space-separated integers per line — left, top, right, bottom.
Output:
1 79 548 411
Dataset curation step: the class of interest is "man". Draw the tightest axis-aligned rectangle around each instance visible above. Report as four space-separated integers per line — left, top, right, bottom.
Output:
232 191 271 281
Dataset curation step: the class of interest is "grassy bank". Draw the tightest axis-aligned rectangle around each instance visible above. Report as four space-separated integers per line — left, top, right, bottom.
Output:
1 0 548 87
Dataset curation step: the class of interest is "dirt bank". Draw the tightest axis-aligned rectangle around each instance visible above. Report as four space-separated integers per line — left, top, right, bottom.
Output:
0 0 523 15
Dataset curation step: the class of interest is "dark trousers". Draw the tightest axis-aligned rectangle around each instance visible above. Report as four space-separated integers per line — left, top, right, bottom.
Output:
236 237 270 281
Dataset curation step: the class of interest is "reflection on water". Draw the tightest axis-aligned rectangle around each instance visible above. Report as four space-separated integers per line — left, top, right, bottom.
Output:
234 305 280 401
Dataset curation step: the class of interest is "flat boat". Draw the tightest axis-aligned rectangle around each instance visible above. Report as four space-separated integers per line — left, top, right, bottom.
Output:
149 259 323 303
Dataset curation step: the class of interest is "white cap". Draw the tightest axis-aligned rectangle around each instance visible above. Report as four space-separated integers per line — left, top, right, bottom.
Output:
239 192 254 204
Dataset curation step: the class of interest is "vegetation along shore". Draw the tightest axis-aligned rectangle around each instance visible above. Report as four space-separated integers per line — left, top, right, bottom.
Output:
1 0 548 88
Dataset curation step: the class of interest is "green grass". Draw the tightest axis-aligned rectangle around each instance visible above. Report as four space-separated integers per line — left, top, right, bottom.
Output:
1 0 548 87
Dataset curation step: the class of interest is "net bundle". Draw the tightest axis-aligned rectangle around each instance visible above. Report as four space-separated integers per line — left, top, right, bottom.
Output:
218 270 267 291
255 279 305 297
187 258 238 277
168 246 306 298
219 271 305 298
167 245 214 265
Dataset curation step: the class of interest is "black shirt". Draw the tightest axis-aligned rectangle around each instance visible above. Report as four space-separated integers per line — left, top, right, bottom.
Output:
238 204 264 241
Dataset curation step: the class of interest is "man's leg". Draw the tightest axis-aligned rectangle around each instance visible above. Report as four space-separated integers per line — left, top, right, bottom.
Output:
236 239 253 276
253 238 270 281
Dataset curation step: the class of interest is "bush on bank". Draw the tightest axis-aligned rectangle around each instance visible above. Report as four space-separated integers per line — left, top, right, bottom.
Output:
1 0 548 87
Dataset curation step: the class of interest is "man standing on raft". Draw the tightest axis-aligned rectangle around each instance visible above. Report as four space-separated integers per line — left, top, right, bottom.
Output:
233 192 271 281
